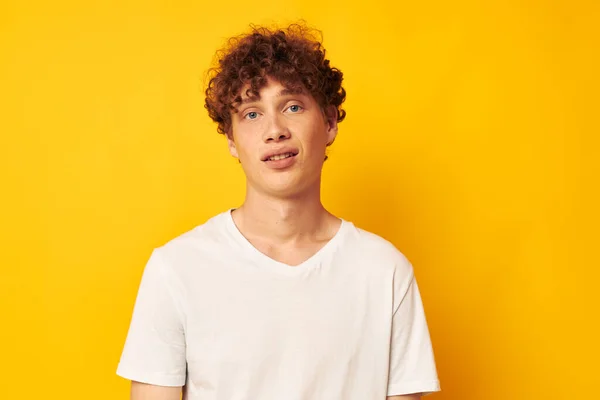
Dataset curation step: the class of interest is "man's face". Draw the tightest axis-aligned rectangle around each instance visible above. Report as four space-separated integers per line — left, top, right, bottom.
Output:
228 77 338 197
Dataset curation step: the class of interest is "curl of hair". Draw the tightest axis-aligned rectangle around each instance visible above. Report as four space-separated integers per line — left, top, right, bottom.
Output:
204 23 346 135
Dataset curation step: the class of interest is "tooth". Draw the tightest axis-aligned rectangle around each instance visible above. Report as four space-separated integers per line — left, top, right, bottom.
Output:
268 152 294 161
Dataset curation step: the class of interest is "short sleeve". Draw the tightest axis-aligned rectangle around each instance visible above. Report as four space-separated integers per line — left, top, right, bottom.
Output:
116 249 187 387
387 269 441 396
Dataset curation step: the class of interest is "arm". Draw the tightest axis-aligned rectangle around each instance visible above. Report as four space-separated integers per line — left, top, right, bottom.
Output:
117 250 187 398
386 257 440 398
131 381 182 400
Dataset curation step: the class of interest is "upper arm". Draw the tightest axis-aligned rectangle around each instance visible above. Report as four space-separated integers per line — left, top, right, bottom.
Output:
131 381 182 400
387 395 421 400
386 257 440 397
117 249 187 387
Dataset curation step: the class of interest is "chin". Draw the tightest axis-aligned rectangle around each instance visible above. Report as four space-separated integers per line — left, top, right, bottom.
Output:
259 178 312 198
264 184 305 198
249 171 318 198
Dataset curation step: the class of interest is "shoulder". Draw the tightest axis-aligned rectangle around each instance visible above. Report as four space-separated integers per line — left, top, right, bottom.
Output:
148 210 232 275
343 221 415 282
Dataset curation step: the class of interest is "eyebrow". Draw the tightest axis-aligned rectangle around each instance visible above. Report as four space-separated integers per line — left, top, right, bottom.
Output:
239 88 303 105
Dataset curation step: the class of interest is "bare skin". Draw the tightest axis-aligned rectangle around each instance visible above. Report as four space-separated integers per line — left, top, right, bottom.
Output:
226 77 341 265
130 381 180 400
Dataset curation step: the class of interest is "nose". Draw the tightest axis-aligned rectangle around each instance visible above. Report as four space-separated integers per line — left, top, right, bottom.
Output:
263 113 291 143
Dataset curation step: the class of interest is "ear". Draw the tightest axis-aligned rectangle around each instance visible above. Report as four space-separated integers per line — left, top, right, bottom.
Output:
227 132 239 158
324 105 339 146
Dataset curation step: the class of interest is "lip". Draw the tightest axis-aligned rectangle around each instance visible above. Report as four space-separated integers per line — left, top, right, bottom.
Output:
261 147 299 162
264 153 297 169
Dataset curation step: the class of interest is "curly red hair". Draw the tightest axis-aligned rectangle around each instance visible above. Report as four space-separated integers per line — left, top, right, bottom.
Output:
204 23 346 136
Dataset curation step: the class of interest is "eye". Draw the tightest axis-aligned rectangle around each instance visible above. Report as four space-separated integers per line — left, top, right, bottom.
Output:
245 111 259 120
287 104 302 113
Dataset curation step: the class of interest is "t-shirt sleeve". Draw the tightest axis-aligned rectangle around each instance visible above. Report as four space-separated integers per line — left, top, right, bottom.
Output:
116 249 187 387
387 265 441 397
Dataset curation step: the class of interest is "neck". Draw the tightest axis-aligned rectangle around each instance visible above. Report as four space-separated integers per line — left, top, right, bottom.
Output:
232 182 335 244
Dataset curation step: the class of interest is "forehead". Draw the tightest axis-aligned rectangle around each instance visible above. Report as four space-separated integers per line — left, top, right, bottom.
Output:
238 77 306 103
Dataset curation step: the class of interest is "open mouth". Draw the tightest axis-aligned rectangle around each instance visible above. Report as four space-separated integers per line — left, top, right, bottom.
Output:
266 152 296 161
263 151 299 162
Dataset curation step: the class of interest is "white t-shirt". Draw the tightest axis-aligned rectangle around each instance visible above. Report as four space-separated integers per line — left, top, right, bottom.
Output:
117 210 441 399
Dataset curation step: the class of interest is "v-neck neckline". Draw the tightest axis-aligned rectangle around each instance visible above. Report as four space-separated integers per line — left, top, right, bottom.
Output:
223 208 349 276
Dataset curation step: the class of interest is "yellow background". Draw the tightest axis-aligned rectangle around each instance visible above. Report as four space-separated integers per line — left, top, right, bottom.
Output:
1 0 598 398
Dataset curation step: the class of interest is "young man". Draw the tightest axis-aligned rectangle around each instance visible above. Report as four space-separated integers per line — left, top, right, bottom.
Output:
117 24 441 400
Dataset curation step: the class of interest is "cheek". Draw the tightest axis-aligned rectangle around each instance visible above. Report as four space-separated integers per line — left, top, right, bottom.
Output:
231 128 249 152
305 128 329 153
235 137 259 163
233 123 262 150
298 119 328 145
